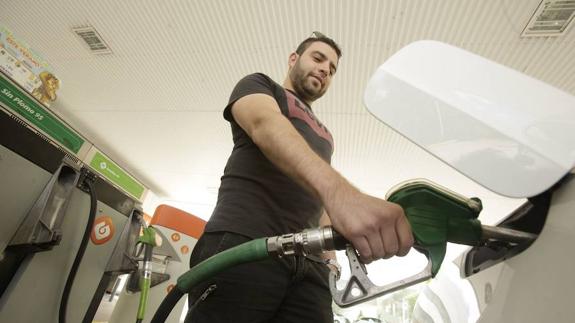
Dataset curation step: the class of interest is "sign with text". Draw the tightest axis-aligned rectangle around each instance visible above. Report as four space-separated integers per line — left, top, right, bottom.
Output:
88 149 146 200
0 74 84 153
0 26 60 106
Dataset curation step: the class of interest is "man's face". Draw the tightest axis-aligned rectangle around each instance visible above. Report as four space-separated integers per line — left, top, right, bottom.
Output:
289 41 338 103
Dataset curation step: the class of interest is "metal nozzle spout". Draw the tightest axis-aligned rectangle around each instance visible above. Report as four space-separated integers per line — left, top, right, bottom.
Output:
481 225 538 244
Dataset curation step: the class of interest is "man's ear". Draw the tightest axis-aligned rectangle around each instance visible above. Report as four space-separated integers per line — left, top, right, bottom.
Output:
288 52 298 68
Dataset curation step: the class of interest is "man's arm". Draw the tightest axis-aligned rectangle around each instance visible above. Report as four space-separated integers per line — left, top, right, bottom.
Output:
231 93 413 263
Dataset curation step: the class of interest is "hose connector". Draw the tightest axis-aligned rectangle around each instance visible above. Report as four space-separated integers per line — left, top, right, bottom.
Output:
267 226 343 257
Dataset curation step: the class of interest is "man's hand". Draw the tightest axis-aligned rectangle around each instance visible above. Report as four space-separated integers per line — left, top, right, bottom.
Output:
323 182 414 264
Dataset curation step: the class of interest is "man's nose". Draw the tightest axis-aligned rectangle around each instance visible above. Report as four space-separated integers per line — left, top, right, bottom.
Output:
318 64 329 77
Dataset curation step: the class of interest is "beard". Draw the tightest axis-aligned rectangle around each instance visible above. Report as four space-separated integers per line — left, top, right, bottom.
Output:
289 59 326 103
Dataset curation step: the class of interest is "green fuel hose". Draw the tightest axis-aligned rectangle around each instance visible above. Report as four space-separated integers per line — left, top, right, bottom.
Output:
150 238 269 323
136 225 158 323
136 244 153 323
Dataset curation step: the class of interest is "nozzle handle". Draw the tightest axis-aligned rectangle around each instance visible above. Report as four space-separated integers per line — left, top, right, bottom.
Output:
387 180 483 276
329 244 432 308
330 179 483 307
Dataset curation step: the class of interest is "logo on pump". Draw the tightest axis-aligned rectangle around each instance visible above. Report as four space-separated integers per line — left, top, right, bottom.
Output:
91 216 115 245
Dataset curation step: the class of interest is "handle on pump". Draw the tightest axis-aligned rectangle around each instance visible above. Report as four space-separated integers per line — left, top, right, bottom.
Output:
329 179 484 307
329 243 433 307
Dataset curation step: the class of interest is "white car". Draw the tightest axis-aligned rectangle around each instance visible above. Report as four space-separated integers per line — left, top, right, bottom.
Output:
363 41 575 323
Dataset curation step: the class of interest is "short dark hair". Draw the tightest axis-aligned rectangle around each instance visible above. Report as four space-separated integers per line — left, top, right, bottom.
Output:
295 32 342 59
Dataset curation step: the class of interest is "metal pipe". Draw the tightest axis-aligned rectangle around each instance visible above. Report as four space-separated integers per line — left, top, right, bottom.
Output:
481 225 538 244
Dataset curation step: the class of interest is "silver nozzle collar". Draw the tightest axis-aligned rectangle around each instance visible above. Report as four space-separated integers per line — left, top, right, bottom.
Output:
267 227 337 257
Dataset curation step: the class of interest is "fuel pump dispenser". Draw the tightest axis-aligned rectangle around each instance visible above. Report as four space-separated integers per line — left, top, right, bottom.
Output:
108 205 207 323
0 147 143 323
0 71 150 323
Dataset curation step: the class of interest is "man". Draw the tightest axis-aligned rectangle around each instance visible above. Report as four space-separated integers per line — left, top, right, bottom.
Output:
185 33 413 323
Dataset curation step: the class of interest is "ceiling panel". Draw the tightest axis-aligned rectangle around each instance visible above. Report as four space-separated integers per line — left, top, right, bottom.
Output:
1 0 572 219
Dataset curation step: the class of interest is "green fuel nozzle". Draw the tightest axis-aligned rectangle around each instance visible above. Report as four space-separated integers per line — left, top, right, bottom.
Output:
387 179 484 277
387 179 537 278
325 179 537 307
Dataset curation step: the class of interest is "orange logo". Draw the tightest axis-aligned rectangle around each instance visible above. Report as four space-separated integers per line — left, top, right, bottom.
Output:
181 245 189 254
91 216 115 245
171 233 181 242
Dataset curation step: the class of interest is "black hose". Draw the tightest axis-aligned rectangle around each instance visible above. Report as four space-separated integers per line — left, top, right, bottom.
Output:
150 286 184 323
59 178 97 323
330 229 349 250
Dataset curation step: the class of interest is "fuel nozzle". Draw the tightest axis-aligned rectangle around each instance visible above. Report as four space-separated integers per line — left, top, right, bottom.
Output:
328 179 540 308
481 225 537 244
386 179 539 277
267 179 539 309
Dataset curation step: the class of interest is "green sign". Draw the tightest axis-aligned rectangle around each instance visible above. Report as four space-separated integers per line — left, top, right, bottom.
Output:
0 76 84 153
89 151 145 200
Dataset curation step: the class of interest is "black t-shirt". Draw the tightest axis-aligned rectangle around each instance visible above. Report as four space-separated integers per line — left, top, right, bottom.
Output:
204 73 334 238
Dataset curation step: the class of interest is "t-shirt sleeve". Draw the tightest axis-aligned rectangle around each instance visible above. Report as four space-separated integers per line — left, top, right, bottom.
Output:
223 73 275 122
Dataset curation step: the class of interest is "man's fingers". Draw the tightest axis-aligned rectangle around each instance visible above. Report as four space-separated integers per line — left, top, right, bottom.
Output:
367 229 386 260
381 226 399 259
396 215 414 257
353 236 373 264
